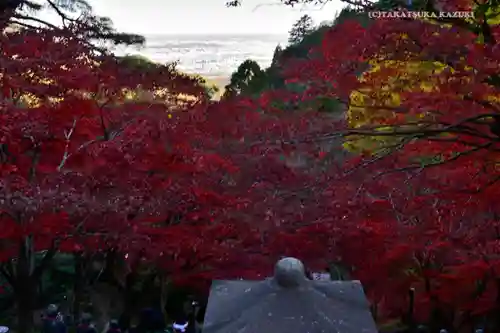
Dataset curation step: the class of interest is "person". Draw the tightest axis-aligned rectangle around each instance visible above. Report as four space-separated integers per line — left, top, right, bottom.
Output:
149 308 166 332
42 304 67 333
134 307 166 333
76 313 97 333
171 312 194 333
105 320 121 333
194 304 206 333
171 322 188 333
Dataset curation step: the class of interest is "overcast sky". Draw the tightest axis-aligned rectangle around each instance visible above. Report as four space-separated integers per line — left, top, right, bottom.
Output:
80 0 345 35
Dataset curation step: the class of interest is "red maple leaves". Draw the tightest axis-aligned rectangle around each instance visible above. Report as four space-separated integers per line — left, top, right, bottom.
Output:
277 9 500 329
2 4 500 331
1 25 339 284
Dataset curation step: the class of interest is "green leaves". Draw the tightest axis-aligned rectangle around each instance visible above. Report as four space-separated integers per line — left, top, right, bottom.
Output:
288 14 315 45
223 59 267 98
314 96 343 113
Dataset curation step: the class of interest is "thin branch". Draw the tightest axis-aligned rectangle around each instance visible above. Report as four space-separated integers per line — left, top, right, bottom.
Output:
12 12 60 30
7 19 40 30
372 142 492 180
32 242 58 281
343 137 411 175
0 264 15 288
45 0 78 27
57 118 78 171
252 2 284 12
310 113 500 143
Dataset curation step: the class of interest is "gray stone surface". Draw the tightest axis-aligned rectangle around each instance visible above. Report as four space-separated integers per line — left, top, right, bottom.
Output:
274 257 307 287
203 257 378 333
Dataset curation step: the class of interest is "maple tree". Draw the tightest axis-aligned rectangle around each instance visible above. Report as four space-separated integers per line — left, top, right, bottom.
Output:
4 0 500 331
1 0 144 48
274 0 500 328
0 16 348 332
0 23 213 331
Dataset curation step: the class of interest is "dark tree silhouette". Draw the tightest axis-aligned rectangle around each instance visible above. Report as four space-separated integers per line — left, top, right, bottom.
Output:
222 59 266 98
1 0 144 48
288 14 314 44
271 44 283 67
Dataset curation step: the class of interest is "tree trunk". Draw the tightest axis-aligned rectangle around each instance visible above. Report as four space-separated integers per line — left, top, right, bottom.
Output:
16 283 35 333
119 270 138 330
73 252 85 323
15 237 36 333
160 274 168 324
12 237 57 333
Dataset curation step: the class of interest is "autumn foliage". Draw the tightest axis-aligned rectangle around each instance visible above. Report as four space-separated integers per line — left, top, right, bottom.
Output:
1 23 342 331
2 0 500 331
279 3 500 330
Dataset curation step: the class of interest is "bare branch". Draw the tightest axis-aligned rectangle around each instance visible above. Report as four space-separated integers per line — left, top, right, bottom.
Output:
45 0 78 27
12 12 60 30
0 263 16 289
372 142 492 180
57 117 78 171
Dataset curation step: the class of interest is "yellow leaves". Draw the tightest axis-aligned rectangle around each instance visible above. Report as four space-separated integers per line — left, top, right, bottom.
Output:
342 126 402 155
14 94 64 108
486 93 500 104
122 88 141 101
353 60 443 115
15 85 199 110
18 93 40 108
342 135 394 155
485 5 500 25
471 0 500 26
419 82 435 92
344 59 450 154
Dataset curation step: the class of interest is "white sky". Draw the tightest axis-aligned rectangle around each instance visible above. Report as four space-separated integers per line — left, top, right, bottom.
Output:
81 0 345 35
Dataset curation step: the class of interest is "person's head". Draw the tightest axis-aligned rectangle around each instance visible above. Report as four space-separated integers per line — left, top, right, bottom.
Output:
109 320 120 331
46 304 58 317
137 307 163 331
81 313 93 325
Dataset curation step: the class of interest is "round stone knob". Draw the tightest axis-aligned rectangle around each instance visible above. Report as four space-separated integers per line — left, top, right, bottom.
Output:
273 257 307 288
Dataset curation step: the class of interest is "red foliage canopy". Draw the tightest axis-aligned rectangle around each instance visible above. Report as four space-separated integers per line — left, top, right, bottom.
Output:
0 27 209 257
280 11 500 328
1 26 347 288
5 7 500 331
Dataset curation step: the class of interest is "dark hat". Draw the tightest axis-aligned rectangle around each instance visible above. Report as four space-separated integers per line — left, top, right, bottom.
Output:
109 320 120 329
81 312 93 324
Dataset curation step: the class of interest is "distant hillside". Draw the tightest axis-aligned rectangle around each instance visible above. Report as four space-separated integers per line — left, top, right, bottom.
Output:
204 76 230 100
221 7 370 99
117 54 230 101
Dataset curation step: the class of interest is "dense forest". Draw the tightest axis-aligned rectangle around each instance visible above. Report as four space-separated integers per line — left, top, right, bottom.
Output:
0 0 499 332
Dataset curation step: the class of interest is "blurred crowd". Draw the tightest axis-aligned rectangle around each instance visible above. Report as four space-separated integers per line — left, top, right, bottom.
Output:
31 301 204 333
